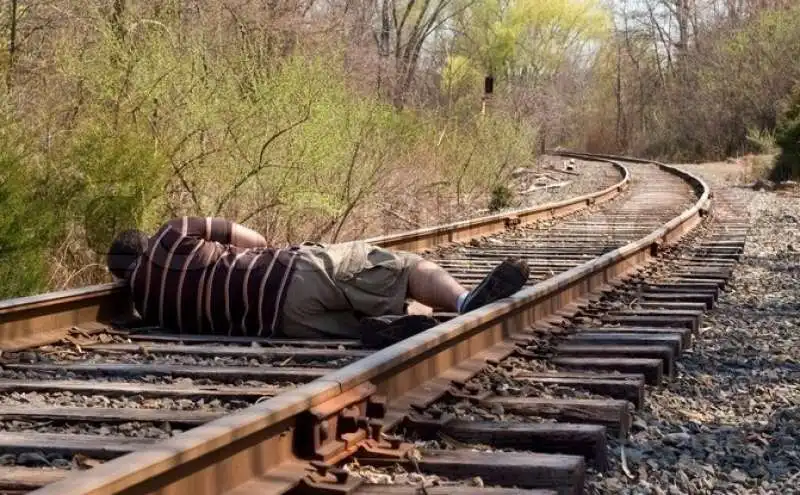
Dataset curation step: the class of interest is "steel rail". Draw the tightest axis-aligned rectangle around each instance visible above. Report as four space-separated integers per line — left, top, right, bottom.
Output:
26 153 709 495
0 161 629 350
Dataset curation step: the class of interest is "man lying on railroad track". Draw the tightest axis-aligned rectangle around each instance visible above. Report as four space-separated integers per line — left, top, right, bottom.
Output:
105 217 529 348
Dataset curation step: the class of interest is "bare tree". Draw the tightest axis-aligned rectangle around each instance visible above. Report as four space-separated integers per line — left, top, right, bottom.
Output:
371 0 472 107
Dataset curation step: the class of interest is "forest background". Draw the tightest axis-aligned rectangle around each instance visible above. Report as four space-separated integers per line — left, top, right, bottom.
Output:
0 0 798 298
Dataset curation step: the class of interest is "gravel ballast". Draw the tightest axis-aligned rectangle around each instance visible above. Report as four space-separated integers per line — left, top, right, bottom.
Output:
587 164 800 494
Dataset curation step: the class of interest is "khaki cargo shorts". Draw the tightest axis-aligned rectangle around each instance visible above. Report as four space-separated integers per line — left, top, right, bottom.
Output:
279 241 423 339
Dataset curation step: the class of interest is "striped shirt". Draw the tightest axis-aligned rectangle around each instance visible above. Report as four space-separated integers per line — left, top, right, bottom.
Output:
129 217 298 336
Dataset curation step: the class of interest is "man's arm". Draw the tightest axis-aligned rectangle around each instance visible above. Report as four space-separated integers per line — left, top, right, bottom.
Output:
164 217 268 248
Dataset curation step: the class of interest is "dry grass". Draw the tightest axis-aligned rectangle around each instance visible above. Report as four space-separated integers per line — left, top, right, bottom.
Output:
740 154 779 183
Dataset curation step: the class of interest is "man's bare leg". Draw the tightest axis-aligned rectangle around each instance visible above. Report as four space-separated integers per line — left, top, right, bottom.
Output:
407 260 468 312
407 257 531 314
359 257 529 348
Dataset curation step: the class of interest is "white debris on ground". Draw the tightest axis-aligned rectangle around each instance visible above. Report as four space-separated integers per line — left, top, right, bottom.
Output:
342 457 486 488
510 156 620 204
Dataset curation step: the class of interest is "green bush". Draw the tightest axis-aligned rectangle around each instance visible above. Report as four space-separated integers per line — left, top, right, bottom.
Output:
771 85 800 182
0 166 51 298
61 124 169 254
0 123 63 298
488 184 514 211
745 127 778 155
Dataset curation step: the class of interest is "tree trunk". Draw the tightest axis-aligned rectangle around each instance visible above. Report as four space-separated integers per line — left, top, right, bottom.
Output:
675 0 690 79
7 0 17 88
111 0 127 42
615 40 624 149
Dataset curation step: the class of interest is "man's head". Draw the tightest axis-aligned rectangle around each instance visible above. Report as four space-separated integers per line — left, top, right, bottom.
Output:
107 229 149 280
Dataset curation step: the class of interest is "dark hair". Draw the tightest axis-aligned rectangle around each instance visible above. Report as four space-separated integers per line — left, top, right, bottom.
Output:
107 229 149 280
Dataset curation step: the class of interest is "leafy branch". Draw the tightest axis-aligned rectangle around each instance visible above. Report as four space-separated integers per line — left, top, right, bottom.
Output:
213 102 312 216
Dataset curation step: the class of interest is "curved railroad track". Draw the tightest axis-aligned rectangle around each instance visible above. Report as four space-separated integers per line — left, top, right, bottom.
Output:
0 153 747 495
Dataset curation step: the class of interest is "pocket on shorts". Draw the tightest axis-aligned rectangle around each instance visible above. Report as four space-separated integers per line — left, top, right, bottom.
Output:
327 241 374 282
337 247 408 316
328 242 405 295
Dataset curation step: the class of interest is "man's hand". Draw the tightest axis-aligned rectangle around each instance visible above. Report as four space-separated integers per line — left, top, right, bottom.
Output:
231 223 268 248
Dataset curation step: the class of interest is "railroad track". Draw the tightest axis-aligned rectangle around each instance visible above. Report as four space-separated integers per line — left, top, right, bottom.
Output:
0 153 747 495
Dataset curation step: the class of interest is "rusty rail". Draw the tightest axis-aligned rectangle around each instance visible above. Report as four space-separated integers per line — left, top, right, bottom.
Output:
0 160 628 350
23 153 709 495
